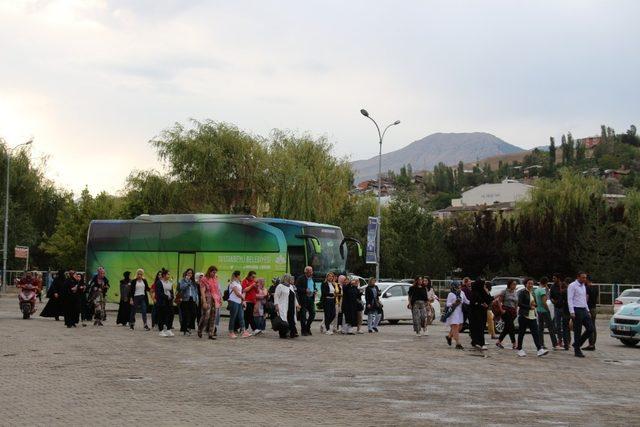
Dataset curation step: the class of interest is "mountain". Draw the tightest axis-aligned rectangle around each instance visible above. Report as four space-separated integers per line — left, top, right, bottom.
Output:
350 132 524 183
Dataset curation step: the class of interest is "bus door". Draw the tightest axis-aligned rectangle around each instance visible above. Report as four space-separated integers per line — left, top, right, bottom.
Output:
178 252 196 277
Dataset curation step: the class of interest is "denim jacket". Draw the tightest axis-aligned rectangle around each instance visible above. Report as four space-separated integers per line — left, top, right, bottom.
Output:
179 278 199 304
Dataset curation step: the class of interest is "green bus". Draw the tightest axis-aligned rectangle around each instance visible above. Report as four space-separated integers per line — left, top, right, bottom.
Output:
85 214 361 303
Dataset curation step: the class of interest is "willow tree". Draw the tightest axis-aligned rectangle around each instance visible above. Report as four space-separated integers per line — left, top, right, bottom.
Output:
265 129 352 224
150 120 268 214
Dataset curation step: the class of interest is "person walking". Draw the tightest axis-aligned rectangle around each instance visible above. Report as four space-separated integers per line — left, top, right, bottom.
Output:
61 270 81 328
365 277 382 333
253 278 268 335
460 277 472 333
332 275 345 333
88 272 109 326
584 276 599 351
550 274 565 348
155 268 175 337
116 272 132 326
556 278 572 350
495 279 518 350
568 272 595 358
320 272 337 335
40 270 65 321
516 279 548 357
241 271 258 334
178 269 199 336
129 269 151 331
198 266 221 340
354 278 365 334
295 266 317 336
274 274 300 339
228 271 251 339
534 277 561 350
88 267 109 323
469 278 492 350
408 277 428 337
341 276 359 335
444 281 469 350
424 277 436 329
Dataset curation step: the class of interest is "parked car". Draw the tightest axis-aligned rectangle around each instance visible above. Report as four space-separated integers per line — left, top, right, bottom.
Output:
614 289 640 313
359 282 441 325
609 301 640 347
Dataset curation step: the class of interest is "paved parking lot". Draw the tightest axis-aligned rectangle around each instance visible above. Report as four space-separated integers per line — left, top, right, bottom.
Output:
0 295 638 426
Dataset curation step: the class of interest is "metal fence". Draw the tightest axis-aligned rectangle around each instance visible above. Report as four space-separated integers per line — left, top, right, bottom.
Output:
429 280 640 307
3 271 640 308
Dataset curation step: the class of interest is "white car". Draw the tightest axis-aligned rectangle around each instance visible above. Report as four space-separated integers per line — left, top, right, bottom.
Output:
614 289 640 313
360 282 441 324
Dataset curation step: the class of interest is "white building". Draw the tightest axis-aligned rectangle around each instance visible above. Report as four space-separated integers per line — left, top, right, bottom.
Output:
451 179 533 207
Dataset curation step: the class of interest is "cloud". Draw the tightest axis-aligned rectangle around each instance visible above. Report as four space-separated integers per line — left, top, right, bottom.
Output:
0 0 639 194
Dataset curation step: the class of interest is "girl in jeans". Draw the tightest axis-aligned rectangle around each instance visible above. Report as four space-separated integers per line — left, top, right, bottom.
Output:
228 271 251 338
365 277 382 333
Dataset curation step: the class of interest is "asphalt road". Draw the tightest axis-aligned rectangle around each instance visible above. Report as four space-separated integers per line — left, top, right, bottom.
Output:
0 295 638 426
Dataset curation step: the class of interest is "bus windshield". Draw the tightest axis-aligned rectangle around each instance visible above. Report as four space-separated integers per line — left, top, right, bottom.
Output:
305 227 345 276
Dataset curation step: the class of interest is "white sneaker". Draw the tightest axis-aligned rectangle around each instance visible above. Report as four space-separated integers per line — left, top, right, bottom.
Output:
416 331 422 337
356 330 365 334
325 330 333 335
423 330 429 336
166 329 175 337
253 329 263 336
537 348 549 357
159 330 168 337
481 345 488 351
517 349 527 357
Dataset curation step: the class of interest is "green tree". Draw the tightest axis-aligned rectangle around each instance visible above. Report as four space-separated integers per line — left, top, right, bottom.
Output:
41 189 120 269
150 120 268 213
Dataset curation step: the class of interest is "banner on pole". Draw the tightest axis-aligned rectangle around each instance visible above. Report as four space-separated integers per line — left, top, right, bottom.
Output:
15 246 29 259
365 217 379 264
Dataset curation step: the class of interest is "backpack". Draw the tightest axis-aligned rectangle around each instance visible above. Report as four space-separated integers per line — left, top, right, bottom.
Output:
222 285 230 302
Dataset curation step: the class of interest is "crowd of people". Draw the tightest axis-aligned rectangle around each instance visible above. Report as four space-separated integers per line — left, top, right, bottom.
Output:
443 272 598 358
30 266 599 357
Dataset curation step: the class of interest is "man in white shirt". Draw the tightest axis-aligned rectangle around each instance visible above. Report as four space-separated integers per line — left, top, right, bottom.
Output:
567 272 594 358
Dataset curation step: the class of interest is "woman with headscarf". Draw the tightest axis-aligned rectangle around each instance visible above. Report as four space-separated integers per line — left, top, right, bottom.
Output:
40 270 65 321
116 271 132 326
61 270 81 328
274 273 300 339
88 267 109 322
197 266 220 340
444 281 469 350
341 276 359 335
469 277 493 350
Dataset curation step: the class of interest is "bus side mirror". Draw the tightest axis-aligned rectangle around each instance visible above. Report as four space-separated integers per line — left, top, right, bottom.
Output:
339 238 363 259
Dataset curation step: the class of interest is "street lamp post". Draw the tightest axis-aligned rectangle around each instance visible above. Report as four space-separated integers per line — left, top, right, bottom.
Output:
2 139 33 292
360 109 400 284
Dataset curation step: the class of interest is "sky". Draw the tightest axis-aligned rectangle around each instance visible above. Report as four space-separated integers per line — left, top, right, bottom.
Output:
1 0 639 194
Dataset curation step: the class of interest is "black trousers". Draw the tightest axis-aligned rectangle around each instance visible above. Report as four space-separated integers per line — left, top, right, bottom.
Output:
180 300 197 332
498 310 516 344
573 307 594 353
469 308 487 347
517 315 542 350
324 299 336 331
244 302 256 331
588 309 597 346
157 304 174 330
